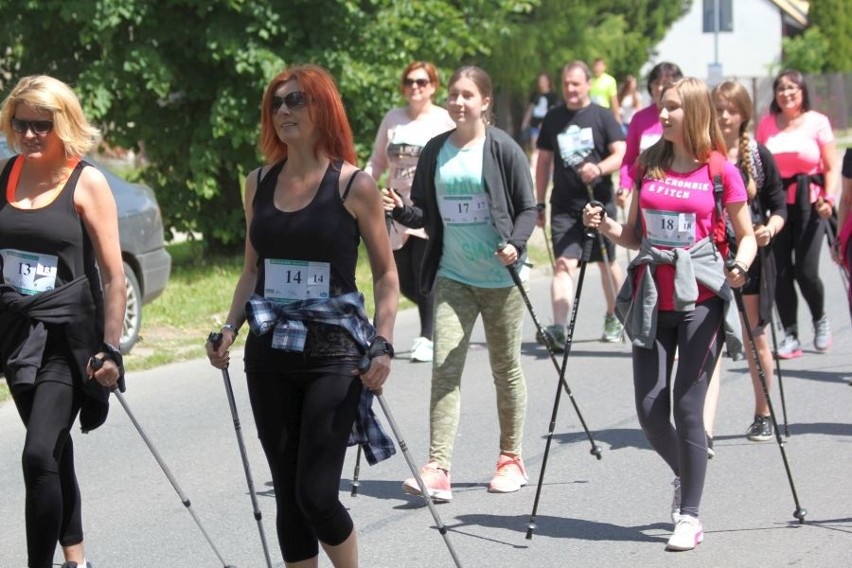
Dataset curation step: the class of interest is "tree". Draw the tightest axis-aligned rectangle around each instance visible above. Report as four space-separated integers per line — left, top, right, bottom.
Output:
0 0 529 251
807 0 852 72
781 27 831 74
0 1 685 250
482 0 691 133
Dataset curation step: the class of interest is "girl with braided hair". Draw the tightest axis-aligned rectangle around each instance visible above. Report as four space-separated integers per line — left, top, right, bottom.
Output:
707 81 787 442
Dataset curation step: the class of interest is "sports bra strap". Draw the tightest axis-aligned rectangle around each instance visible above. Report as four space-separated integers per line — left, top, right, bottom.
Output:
342 169 361 202
5 156 24 203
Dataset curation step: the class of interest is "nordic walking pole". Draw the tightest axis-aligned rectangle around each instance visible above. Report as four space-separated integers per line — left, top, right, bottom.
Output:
350 446 363 497
826 209 851 291
356 353 462 567
208 333 275 568
374 393 463 567
91 358 237 567
543 226 556 271
766 302 790 438
500 245 603 461
726 262 807 524
620 204 633 263
759 248 790 437
525 230 597 540
582 180 619 304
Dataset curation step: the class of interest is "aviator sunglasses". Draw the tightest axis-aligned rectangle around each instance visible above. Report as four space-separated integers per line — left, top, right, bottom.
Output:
11 118 54 136
403 78 430 88
271 91 308 113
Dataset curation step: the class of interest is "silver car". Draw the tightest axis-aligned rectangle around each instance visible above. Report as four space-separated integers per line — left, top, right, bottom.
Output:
1 139 171 352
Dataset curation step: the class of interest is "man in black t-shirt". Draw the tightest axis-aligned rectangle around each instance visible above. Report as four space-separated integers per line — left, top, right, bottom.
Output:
535 60 626 349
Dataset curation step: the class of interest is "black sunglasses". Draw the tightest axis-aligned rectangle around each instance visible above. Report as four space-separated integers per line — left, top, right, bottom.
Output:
403 78 430 88
271 91 308 113
11 118 54 135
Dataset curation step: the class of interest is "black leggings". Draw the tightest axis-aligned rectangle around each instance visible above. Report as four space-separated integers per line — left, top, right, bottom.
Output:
394 236 434 338
773 204 826 334
246 362 361 563
11 370 84 568
633 298 723 518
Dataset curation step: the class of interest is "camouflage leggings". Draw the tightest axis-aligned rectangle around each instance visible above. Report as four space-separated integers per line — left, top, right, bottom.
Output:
429 277 528 470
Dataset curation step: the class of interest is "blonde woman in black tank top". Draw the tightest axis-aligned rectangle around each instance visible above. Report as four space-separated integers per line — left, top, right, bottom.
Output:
0 76 125 568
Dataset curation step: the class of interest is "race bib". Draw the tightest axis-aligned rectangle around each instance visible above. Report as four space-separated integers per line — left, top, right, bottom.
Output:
644 210 696 247
557 124 594 168
1 248 59 295
264 259 330 302
439 194 490 225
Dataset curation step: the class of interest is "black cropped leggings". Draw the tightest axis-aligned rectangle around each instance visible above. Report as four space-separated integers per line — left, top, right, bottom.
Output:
632 298 724 519
773 203 826 334
246 363 361 563
394 236 435 339
11 370 84 568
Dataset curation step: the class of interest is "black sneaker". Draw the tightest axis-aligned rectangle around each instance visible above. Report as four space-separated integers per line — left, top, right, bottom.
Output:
706 433 715 459
746 415 773 442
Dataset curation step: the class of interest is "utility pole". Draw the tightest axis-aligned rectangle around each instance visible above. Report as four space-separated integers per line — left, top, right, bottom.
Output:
708 0 723 85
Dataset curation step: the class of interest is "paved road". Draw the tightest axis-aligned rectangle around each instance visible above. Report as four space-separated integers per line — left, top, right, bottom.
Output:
1 245 850 568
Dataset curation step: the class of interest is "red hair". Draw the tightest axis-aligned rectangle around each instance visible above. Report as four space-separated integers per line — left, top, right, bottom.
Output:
258 65 356 165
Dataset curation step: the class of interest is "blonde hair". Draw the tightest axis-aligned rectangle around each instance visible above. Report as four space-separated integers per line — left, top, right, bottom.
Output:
639 77 726 180
711 80 758 201
0 75 100 158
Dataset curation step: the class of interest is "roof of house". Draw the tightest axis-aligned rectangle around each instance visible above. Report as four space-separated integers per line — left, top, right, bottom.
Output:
771 0 809 28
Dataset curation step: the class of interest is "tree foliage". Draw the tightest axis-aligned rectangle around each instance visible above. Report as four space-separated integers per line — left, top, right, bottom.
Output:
781 26 831 74
0 0 687 251
486 0 691 98
806 0 852 72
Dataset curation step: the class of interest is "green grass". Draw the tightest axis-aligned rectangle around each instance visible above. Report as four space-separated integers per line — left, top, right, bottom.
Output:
122 240 247 371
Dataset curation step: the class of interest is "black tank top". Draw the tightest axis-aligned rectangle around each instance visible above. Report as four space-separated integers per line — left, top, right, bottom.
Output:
245 159 363 367
250 159 360 297
0 158 97 291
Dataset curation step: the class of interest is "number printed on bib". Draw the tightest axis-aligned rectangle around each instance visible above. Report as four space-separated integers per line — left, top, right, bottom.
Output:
264 259 330 302
644 210 696 247
1 248 59 295
440 194 490 225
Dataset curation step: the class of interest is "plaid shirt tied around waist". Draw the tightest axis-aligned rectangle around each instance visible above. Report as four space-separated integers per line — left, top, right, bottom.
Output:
245 292 396 465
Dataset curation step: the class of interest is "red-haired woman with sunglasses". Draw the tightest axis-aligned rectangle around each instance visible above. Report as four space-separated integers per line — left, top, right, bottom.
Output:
1 75 126 568
207 64 398 567
366 61 454 364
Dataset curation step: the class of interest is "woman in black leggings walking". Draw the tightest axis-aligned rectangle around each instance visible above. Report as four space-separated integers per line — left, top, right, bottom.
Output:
207 65 398 567
1 75 126 568
756 69 839 358
584 77 756 551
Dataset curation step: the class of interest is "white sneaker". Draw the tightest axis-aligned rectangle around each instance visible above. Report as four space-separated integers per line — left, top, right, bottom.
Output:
670 477 681 526
410 337 433 362
666 515 704 551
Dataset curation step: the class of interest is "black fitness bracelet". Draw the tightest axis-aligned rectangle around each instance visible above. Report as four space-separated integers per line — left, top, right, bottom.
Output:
357 336 395 373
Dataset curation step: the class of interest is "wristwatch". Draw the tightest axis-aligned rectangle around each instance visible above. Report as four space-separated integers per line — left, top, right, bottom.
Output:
536 203 546 212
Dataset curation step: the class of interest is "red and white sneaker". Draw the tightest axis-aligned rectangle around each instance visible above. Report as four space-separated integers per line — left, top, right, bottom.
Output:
487 453 529 493
403 461 452 502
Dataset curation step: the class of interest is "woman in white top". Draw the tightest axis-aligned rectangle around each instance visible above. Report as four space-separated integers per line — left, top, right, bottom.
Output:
366 61 454 363
618 74 642 135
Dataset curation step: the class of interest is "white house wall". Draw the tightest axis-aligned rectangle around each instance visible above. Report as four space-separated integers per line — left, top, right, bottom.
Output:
648 0 783 81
